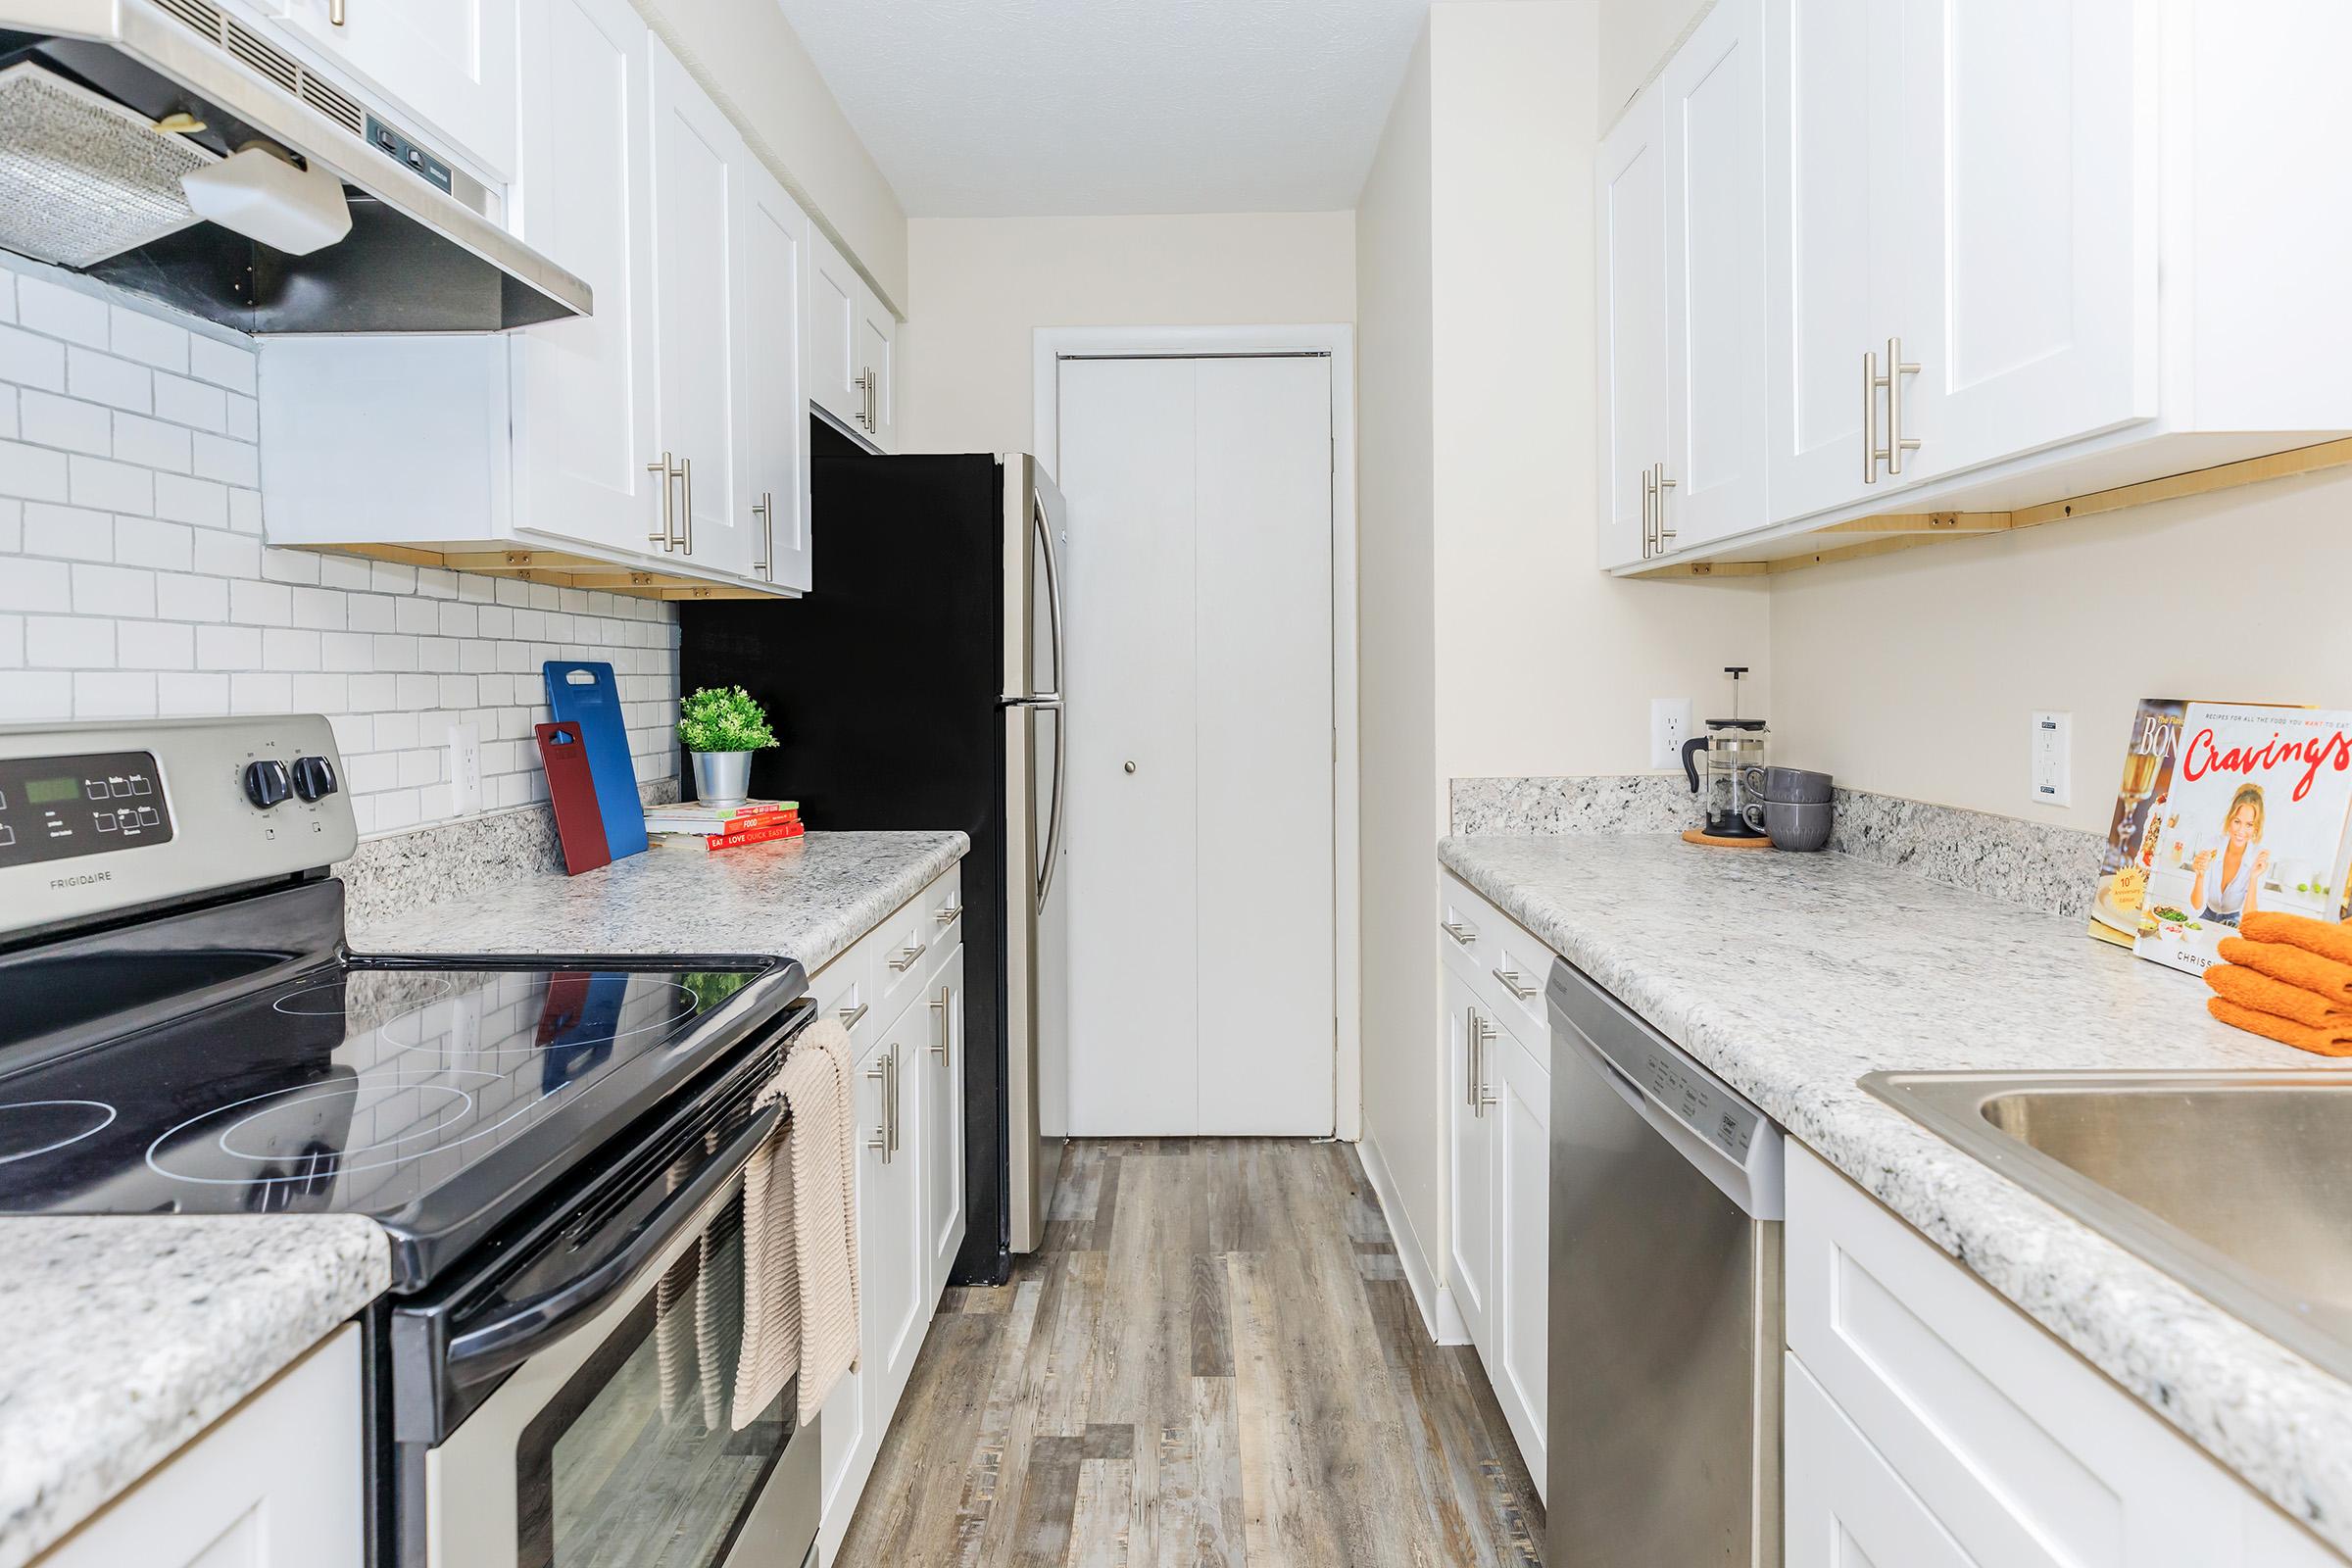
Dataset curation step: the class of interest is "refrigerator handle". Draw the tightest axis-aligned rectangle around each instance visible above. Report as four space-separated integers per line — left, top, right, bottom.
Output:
1032 696 1066 909
1035 495 1067 698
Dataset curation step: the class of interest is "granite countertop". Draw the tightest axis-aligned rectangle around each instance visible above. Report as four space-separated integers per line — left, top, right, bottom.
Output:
2 830 966 1567
351 829 971 967
1440 832 2352 1552
0 1217 387 1568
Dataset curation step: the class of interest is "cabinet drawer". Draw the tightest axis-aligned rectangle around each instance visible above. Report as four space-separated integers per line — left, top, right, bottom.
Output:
868 870 956 1023
1440 868 1556 1035
806 951 873 1039
1787 1146 2253 1568
1439 872 1493 963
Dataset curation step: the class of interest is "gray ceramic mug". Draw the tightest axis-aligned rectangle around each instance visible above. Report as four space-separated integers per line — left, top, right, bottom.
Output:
1740 764 1833 806
1741 798 1833 852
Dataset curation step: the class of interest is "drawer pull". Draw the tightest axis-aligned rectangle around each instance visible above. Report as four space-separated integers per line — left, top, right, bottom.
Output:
838 1001 868 1028
935 901 964 926
889 941 928 973
1442 919 1477 945
1492 966 1538 1003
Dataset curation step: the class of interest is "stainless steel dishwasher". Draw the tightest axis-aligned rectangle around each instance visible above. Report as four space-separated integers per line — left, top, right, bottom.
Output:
1546 958 1786 1568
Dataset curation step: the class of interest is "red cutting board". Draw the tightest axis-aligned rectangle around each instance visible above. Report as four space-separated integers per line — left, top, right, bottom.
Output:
535 721 612 875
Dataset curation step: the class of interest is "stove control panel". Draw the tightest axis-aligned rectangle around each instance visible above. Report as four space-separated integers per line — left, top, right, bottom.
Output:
0 716 358 941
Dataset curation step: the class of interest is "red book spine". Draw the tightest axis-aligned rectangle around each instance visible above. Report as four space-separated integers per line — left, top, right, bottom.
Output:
707 821 799 851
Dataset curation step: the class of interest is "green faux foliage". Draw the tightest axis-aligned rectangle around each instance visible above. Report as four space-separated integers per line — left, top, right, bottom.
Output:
676 685 777 753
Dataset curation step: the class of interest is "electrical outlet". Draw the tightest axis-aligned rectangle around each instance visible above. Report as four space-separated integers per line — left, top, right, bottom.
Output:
448 723 482 814
1651 698 1694 771
2032 710 2071 807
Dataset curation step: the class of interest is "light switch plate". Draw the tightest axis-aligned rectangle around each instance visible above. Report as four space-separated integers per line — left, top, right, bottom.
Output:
2032 710 2071 807
1651 698 1694 771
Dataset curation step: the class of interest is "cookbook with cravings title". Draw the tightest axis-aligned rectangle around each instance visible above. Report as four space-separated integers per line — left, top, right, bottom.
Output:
2124 703 2352 975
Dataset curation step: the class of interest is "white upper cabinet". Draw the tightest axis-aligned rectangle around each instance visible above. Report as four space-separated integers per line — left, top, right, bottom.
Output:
649 39 750 575
1622 0 2352 575
1594 90 1667 568
806 224 863 432
507 0 660 564
1893 0 2154 482
1762 0 1881 521
266 0 518 179
735 162 813 593
1659 0 1767 549
855 285 899 451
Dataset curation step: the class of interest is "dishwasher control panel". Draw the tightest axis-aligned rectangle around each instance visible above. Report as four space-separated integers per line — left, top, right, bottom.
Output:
1628 1034 1760 1162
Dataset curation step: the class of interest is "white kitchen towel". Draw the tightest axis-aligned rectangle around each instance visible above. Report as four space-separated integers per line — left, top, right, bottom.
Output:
731 1016 860 1430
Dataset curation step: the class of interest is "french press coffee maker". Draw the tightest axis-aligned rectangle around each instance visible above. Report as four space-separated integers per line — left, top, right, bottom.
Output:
1681 666 1770 840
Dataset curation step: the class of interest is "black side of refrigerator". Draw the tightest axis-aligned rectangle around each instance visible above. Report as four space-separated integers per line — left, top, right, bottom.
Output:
678 447 1014 1285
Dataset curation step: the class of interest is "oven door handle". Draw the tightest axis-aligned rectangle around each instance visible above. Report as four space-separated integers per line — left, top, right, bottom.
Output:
446 1102 783 1387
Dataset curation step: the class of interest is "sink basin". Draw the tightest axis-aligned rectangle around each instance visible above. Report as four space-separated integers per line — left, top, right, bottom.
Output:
1862 1070 2352 1383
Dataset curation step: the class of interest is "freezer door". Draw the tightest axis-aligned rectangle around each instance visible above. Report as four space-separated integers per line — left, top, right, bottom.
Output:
1003 699 1067 1251
1002 457 1068 702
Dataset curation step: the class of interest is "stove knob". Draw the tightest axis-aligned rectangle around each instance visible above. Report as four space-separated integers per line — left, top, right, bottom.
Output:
291 755 339 803
243 759 293 809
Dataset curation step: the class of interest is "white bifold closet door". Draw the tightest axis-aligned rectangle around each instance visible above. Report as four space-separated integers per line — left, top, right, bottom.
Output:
1057 354 1336 1137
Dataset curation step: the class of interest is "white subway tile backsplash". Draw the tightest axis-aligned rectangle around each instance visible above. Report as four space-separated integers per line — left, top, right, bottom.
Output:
65 346 152 414
152 372 227 433
16 276 108 349
27 615 111 667
187 334 256 396
0 261 678 837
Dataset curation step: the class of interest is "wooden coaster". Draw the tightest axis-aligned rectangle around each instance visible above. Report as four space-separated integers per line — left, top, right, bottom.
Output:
1682 826 1776 850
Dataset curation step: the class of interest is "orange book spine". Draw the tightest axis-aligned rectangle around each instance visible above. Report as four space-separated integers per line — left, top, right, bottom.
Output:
707 822 799 851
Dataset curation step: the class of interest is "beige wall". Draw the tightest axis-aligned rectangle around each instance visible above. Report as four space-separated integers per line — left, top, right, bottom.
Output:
638 0 909 309
898 213 1357 455
1355 20 1442 1288
1772 469 2352 833
1356 0 1772 1320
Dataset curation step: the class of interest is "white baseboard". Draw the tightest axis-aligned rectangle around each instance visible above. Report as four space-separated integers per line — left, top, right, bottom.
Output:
1354 1127 1469 1346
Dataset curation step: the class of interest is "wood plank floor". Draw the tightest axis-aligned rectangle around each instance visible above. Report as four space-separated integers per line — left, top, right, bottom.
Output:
835 1138 1544 1568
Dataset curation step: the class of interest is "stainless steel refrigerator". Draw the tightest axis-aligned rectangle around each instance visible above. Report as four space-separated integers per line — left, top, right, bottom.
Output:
679 438 1069 1282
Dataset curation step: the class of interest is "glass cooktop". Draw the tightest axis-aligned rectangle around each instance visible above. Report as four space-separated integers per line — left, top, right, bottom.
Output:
0 957 769 1287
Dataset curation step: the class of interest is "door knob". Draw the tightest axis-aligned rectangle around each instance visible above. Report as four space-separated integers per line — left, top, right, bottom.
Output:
1123 760 1137 774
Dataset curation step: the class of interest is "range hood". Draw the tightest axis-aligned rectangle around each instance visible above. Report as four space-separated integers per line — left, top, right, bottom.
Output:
0 1 588 332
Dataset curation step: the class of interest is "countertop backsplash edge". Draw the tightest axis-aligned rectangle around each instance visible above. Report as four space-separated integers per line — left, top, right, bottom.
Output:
1449 774 2103 919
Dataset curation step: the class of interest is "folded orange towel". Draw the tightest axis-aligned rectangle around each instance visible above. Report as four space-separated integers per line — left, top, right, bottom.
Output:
2207 996 2352 1057
2203 962 2352 1029
2215 937 2352 1005
2240 910 2352 967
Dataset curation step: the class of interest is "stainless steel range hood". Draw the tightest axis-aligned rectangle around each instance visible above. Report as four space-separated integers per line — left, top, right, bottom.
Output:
0 0 589 332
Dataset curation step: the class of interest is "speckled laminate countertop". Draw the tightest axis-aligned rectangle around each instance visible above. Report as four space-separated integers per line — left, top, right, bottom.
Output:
1440 832 2352 1553
0 1216 388 1568
350 829 969 967
2 830 966 1567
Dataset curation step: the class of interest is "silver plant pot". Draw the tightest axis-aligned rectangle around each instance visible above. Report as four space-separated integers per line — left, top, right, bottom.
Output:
689 750 754 808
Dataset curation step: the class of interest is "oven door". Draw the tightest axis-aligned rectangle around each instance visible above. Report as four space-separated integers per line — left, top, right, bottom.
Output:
401 1006 820 1568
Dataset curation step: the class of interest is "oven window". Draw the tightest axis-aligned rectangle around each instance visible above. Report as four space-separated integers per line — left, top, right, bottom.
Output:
514 1189 791 1568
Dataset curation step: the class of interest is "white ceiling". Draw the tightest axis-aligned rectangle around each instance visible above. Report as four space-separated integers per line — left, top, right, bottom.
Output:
774 0 1433 218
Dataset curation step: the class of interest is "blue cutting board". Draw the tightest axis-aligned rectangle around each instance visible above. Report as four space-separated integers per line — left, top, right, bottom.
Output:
544 661 647 859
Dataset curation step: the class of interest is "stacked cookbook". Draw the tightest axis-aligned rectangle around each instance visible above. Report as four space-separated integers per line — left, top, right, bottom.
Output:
643 799 805 853
2090 699 2352 974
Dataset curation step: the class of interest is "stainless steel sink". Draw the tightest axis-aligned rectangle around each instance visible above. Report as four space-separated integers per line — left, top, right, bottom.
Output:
1862 1070 2352 1382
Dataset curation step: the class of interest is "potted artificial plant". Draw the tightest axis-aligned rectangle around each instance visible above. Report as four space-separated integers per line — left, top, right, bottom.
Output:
676 685 776 808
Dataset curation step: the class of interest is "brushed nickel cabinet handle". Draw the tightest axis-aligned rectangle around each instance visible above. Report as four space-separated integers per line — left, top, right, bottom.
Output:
1493 966 1538 1003
838 1000 868 1028
677 455 693 554
1442 919 1477 946
867 1057 888 1160
1466 1007 1477 1107
752 492 770 578
889 1047 902 1156
647 452 673 549
1652 462 1677 548
929 986 951 1055
1883 335 1921 476
329 0 346 24
935 900 963 925
889 940 928 973
1640 466 1655 558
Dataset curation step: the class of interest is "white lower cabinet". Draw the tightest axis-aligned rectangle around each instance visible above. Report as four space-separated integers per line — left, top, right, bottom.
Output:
816 865 964 1563
1439 877 1551 1497
1785 1145 2345 1567
38 1325 362 1567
